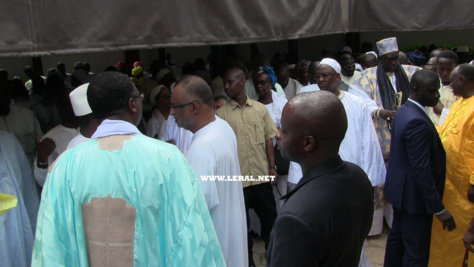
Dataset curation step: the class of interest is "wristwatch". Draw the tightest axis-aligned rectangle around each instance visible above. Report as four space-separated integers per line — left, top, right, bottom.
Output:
269 165 277 171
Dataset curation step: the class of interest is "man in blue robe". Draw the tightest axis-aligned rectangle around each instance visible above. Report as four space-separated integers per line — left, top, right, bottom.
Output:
32 72 225 267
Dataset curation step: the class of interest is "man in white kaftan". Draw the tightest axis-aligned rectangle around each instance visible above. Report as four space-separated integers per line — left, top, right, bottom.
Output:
171 75 248 267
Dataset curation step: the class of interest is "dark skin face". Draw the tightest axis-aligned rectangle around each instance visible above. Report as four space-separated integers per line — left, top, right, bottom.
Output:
254 73 272 97
315 64 340 94
381 51 400 72
361 54 377 70
276 104 302 162
437 57 456 85
412 79 440 107
223 69 246 104
450 67 463 97
340 54 356 77
298 66 309 85
277 66 290 88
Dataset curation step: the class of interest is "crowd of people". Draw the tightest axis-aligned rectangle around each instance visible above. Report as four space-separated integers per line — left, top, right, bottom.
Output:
0 36 473 267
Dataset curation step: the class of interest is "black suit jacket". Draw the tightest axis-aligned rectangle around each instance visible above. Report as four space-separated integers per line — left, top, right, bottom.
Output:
266 156 374 267
385 100 446 214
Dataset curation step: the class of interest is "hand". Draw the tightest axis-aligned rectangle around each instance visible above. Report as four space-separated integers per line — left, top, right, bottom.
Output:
269 168 278 185
379 109 396 122
165 139 176 145
37 137 56 163
468 184 474 203
436 210 456 231
463 228 474 253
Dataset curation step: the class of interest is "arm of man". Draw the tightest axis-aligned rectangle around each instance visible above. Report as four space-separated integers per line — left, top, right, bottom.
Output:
404 119 455 230
262 106 278 185
463 216 474 253
265 139 278 185
267 214 321 267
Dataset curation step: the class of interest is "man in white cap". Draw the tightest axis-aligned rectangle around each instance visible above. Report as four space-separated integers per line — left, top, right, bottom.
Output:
287 58 386 266
351 37 421 233
67 83 99 149
33 88 79 187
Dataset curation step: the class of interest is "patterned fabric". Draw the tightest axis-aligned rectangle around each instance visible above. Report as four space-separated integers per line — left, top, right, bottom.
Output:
376 37 398 56
351 65 421 159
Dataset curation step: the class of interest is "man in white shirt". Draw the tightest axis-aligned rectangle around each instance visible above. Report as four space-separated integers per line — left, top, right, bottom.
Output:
171 75 248 267
34 89 79 186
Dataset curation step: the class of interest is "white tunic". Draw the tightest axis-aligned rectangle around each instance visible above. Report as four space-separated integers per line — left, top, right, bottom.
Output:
66 132 90 149
185 116 248 267
288 91 386 187
146 109 167 139
163 115 193 155
33 125 79 187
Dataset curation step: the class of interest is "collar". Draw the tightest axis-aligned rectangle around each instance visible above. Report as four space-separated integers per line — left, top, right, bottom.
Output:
407 98 428 116
91 119 141 139
230 96 253 110
282 156 345 200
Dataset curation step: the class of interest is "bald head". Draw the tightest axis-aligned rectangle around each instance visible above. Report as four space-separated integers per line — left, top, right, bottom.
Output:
290 91 347 142
175 75 214 107
278 91 347 167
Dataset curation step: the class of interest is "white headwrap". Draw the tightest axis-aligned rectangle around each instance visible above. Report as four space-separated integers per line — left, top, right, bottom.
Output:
149 85 167 105
318 58 341 74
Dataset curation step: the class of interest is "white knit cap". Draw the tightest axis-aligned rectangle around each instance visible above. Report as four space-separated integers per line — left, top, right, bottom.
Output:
318 58 341 74
69 83 92 116
365 51 378 59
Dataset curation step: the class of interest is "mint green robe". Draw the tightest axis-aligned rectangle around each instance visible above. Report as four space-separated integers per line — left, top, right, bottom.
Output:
32 134 225 267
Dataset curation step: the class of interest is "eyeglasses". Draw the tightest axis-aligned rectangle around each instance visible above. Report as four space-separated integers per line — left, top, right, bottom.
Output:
171 100 202 109
314 72 337 79
132 93 144 101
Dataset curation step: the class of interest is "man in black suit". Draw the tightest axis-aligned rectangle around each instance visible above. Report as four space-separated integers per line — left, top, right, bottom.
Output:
266 91 374 267
384 69 456 267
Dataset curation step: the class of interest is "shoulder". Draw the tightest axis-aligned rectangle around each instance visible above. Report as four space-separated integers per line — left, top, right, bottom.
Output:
216 101 234 116
402 65 422 75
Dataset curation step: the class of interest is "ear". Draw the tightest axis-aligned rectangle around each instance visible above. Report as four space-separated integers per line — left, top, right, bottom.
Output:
128 98 139 114
303 135 317 152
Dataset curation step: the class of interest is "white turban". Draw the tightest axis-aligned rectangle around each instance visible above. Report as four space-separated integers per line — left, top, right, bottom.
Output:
318 58 341 74
149 85 167 106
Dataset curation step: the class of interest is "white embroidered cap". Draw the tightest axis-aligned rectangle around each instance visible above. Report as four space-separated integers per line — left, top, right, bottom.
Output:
69 83 92 116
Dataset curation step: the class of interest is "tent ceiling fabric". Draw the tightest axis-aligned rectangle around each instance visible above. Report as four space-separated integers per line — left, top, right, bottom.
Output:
1 0 473 57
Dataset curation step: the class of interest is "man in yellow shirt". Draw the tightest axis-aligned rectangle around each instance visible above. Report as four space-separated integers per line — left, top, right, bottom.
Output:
430 63 474 267
216 67 278 267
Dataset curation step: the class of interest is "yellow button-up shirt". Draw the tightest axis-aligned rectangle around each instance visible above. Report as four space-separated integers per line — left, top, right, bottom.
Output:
216 97 277 187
